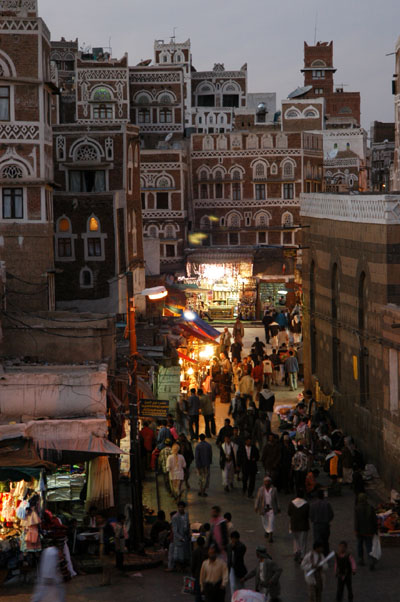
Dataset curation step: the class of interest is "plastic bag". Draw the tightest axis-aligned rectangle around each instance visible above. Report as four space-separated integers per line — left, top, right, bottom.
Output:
370 534 381 561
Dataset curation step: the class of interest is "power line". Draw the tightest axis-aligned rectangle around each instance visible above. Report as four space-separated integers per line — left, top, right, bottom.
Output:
2 312 117 339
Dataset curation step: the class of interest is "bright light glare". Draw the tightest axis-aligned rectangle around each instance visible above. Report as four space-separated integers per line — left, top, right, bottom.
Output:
187 367 194 375
199 345 215 359
202 265 225 282
278 290 288 295
184 310 196 320
148 290 168 300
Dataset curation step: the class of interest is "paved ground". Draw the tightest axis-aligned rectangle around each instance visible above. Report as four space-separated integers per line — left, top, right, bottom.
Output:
3 327 400 600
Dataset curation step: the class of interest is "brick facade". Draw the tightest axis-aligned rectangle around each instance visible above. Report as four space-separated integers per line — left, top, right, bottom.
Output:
0 0 55 312
301 193 400 486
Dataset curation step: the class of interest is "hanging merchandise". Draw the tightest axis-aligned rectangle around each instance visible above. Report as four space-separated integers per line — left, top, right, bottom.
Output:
85 456 114 511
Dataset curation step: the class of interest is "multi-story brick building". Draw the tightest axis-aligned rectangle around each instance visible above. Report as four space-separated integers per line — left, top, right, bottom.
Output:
370 121 395 192
0 0 56 311
301 192 400 487
50 47 145 313
289 41 367 192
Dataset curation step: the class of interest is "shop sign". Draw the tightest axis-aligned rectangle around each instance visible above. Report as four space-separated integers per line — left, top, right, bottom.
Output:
139 398 170 418
284 248 297 258
157 365 181 415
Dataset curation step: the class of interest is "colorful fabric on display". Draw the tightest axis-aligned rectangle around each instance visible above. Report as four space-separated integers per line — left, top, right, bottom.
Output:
85 456 114 511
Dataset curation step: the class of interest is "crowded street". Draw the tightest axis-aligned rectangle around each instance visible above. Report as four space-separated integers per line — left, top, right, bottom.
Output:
2 327 400 601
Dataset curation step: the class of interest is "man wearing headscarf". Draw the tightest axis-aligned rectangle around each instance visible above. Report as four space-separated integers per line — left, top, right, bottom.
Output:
241 545 282 602
254 476 280 543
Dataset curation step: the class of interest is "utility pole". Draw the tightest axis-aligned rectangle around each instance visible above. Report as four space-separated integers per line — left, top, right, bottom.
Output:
126 271 144 551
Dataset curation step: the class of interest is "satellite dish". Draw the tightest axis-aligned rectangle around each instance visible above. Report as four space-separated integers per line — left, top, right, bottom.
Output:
165 132 173 142
257 102 267 113
328 148 338 159
288 85 313 99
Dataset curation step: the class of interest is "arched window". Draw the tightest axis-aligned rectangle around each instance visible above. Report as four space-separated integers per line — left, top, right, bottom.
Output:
254 162 266 179
270 163 278 175
304 109 318 118
159 93 174 104
286 109 301 118
136 93 151 104
164 224 176 239
214 170 223 180
1 164 24 179
203 136 214 151
200 215 211 229
83 215 106 261
56 216 76 261
159 108 172 123
232 169 241 181
93 87 112 102
75 144 100 162
283 162 294 178
255 212 270 227
80 267 93 288
282 212 294 227
147 225 158 238
200 170 208 180
131 211 137 255
227 212 241 228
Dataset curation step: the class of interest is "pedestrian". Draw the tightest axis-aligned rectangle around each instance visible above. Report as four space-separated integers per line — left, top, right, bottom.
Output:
255 476 280 543
220 435 236 492
192 536 208 602
221 328 232 356
195 433 213 497
284 350 299 391
31 533 67 602
262 355 273 388
233 317 244 344
198 388 216 438
188 388 200 441
220 352 231 374
209 506 229 560
167 443 186 501
200 544 228 602
140 421 155 469
292 444 309 494
171 501 191 571
157 420 173 449
305 469 320 497
241 545 282 602
216 418 234 446
261 434 281 483
237 436 259 498
252 360 264 394
335 541 356 602
114 514 127 571
238 367 255 402
227 530 247 594
231 340 243 363
354 493 378 569
279 433 295 493
158 438 173 493
269 322 280 349
258 387 275 422
301 541 328 602
178 433 194 490
150 510 170 548
310 489 334 557
288 488 310 562
251 337 265 363
263 311 273 343
224 512 234 534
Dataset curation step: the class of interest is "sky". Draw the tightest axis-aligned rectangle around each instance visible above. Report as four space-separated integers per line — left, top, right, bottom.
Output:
39 0 400 132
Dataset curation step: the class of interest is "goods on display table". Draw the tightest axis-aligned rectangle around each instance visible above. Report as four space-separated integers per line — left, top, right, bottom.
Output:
376 492 400 547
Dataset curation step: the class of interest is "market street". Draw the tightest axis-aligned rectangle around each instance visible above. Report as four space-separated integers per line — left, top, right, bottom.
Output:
3 356 400 602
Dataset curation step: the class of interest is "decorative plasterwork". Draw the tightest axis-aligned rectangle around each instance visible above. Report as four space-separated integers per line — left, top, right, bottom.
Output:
130 72 181 83
0 123 39 141
141 163 182 170
300 193 400 224
194 199 299 209
191 149 302 159
191 71 245 79
78 69 127 81
142 210 186 219
0 19 38 32
139 125 182 133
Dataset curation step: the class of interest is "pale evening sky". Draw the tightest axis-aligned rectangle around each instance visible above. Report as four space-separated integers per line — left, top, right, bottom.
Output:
39 0 400 133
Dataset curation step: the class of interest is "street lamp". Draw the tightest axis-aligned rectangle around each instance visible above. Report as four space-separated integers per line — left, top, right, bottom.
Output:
126 279 168 552
183 309 196 321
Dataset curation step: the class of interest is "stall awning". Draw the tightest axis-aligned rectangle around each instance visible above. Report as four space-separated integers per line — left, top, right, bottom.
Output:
187 251 254 264
137 376 154 399
177 351 198 365
0 438 55 472
191 313 220 339
35 435 126 455
179 323 212 342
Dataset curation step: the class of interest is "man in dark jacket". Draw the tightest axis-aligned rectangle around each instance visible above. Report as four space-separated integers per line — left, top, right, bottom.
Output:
237 436 259 498
288 489 310 562
195 434 213 497
310 489 334 556
198 388 216 438
227 531 247 594
216 418 234 447
354 493 378 569
188 388 200 441
241 546 282 601
191 536 207 602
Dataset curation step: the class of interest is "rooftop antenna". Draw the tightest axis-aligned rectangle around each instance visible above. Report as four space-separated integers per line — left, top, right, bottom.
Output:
171 26 177 43
313 10 318 45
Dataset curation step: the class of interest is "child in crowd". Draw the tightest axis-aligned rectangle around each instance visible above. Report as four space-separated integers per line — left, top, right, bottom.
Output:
335 541 356 602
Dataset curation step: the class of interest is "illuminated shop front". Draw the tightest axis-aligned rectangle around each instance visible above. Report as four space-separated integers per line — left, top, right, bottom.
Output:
185 253 256 320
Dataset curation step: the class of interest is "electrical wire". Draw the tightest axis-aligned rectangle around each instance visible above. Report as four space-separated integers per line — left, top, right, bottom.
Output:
2 311 117 339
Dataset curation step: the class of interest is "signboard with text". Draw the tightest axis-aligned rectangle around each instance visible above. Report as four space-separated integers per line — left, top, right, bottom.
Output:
139 398 169 419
